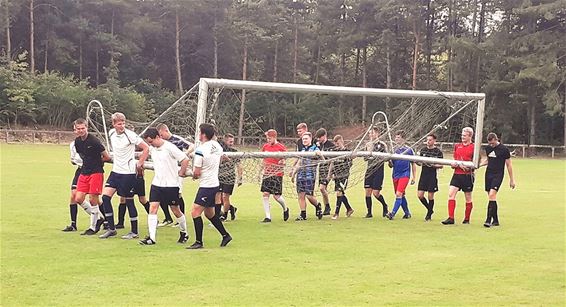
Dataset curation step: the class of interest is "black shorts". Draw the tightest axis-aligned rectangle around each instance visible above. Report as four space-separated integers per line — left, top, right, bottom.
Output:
149 185 180 206
297 178 315 195
71 168 81 190
319 178 329 186
334 177 349 193
485 173 504 192
134 176 146 197
364 171 384 190
194 187 219 208
261 176 283 195
219 183 235 195
418 174 439 192
105 172 137 197
450 174 474 192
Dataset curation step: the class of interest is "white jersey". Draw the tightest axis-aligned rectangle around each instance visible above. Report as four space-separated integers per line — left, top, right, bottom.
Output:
109 128 142 174
69 141 83 166
150 141 188 187
193 140 223 188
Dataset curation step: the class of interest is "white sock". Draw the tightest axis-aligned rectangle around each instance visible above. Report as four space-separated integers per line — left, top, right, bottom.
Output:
263 197 271 219
90 206 100 230
80 200 93 215
275 196 287 210
177 214 187 234
148 214 158 242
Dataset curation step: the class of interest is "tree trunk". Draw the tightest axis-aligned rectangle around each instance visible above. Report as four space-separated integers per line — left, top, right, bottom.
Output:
362 47 367 124
293 17 298 104
339 52 346 125
43 34 48 73
5 0 10 60
528 97 536 154
213 11 218 78
447 0 453 91
237 36 248 145
354 47 360 81
273 40 278 82
425 0 434 88
175 11 183 93
95 47 99 86
29 0 34 74
475 0 486 92
412 19 420 90
315 43 321 83
563 83 566 150
79 35 83 79
386 45 392 114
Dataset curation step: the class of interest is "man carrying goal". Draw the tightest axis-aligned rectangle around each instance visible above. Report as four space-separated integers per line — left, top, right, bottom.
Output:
260 129 290 223
315 128 336 216
218 133 243 221
327 135 354 219
291 132 324 221
363 127 390 218
416 134 444 221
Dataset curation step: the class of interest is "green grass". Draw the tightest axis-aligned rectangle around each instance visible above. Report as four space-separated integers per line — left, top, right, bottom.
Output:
1 144 565 306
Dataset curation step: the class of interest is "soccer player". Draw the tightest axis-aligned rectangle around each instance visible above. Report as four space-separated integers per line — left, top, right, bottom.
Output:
442 127 475 225
186 123 232 249
386 130 416 220
139 128 190 245
327 135 354 219
218 133 243 221
295 122 310 151
156 123 194 227
363 127 389 218
260 129 289 222
116 173 150 229
291 132 324 221
416 134 444 221
99 113 150 239
315 128 335 216
480 132 516 227
72 118 111 235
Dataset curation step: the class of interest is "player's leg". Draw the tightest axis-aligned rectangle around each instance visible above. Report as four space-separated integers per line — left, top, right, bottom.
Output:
364 173 374 218
120 196 139 239
214 190 223 218
77 174 105 235
397 177 411 218
372 173 388 217
320 180 331 216
273 194 289 221
463 191 473 224
426 191 436 221
187 203 206 249
332 190 344 219
116 196 126 229
203 206 232 247
442 184 460 225
261 191 272 222
297 191 308 220
388 179 403 219
488 189 499 226
306 180 322 219
63 189 79 232
138 195 150 214
170 198 189 244
100 172 119 237
139 199 160 245
340 178 353 217
135 176 150 214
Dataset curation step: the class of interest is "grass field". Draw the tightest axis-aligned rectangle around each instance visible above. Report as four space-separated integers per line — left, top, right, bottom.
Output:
1 144 565 306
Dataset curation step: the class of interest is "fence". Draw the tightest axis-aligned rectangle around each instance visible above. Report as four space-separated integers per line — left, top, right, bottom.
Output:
2 129 565 158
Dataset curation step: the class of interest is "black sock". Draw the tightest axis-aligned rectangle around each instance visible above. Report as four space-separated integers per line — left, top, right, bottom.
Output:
142 202 150 214
126 199 138 234
342 195 352 210
324 203 331 209
229 205 235 215
160 202 172 221
428 199 435 213
193 216 204 243
215 204 222 217
117 203 126 225
101 195 115 230
178 196 185 214
301 210 307 219
365 196 372 214
70 204 78 226
208 214 229 237
418 197 429 210
376 194 388 212
335 196 343 214
491 201 499 223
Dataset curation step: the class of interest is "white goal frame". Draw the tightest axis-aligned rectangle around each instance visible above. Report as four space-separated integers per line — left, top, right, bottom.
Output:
195 78 486 168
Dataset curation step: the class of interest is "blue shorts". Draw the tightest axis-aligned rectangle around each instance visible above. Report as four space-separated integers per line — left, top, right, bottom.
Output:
194 187 219 208
297 179 315 195
149 185 179 206
134 176 146 197
105 172 137 197
364 170 384 190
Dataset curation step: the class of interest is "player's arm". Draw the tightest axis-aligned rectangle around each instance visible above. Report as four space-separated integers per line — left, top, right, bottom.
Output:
236 161 243 186
101 150 112 162
506 158 515 189
136 140 150 169
410 162 416 185
327 160 334 180
178 158 190 177
290 159 301 183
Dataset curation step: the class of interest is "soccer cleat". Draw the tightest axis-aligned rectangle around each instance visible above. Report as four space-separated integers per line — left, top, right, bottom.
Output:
331 214 338 220
382 207 389 217
365 213 373 218
102 222 109 231
177 232 189 244
295 216 307 221
483 222 491 228
62 225 77 232
425 214 432 221
187 241 203 249
171 222 180 228
230 206 238 220
220 234 232 247
323 205 331 216
462 219 470 224
99 229 117 239
283 208 290 221
94 218 105 233
316 208 323 220
121 232 139 239
220 213 227 221
115 224 125 229
402 214 412 219
346 209 354 217
386 212 394 220
158 219 173 227
491 222 500 226
441 218 455 225
139 236 156 245
261 218 272 223
80 228 97 236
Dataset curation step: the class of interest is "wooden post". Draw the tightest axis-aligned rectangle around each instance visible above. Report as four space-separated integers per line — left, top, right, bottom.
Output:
57 132 61 144
551 147 555 158
32 131 36 143
522 146 526 158
5 130 8 143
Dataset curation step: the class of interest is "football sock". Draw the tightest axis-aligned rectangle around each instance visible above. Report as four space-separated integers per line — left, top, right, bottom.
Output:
428 199 435 214
177 214 187 234
400 196 410 215
275 196 287 210
301 210 307 219
148 214 158 241
418 197 429 210
90 205 100 230
178 196 185 214
160 202 172 221
375 194 388 212
448 199 456 219
142 202 150 214
262 196 271 219
465 202 473 221
126 199 138 234
392 197 402 216
208 214 229 237
365 196 372 215
335 196 343 214
69 204 78 226
215 204 222 218
193 216 204 243
342 195 352 210
101 195 115 230
491 201 499 223
79 200 93 214
117 203 126 225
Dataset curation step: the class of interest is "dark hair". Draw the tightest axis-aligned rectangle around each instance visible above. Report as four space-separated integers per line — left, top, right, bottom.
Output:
199 123 215 140
315 128 327 138
333 134 343 142
142 127 159 139
427 133 437 140
395 130 406 138
224 133 234 139
487 132 498 141
74 118 87 126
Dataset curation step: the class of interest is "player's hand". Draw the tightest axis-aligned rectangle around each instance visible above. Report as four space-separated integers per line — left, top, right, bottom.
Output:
178 170 187 178
451 162 458 168
237 178 243 187
510 180 516 189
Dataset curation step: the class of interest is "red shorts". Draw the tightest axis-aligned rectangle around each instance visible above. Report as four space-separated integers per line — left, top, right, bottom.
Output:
76 173 104 195
393 177 410 194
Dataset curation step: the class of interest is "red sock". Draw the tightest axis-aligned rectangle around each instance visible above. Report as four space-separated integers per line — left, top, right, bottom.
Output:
448 199 456 219
465 202 473 220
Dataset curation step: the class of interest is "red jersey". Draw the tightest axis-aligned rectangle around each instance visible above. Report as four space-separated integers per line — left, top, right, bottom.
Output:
262 142 287 176
453 142 474 174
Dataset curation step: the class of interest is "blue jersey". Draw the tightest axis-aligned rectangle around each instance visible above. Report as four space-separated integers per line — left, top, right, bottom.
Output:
167 134 191 151
392 146 414 179
297 144 319 181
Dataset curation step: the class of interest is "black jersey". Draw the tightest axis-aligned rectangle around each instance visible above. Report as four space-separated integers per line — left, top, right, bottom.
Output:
296 138 313 152
167 134 191 151
74 134 105 175
419 146 443 177
485 143 510 175
317 140 335 178
365 141 387 174
219 143 239 184
331 149 353 179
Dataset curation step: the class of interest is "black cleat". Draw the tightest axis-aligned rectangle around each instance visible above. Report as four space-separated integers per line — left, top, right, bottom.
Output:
402 214 412 219
386 212 394 220
94 218 105 233
441 218 455 225
80 228 97 236
261 218 272 223
187 241 203 249
365 213 373 218
295 216 307 221
425 215 432 221
139 236 156 245
283 208 290 221
382 208 389 217
177 232 189 244
62 225 77 232
462 219 470 224
316 208 323 220
230 206 238 220
491 222 500 226
483 222 491 228
219 215 226 222
323 205 331 216
115 224 125 229
220 234 232 247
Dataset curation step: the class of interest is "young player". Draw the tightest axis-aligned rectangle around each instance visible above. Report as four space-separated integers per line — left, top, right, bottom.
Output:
315 128 335 215
186 123 232 249
156 123 194 226
260 129 289 222
218 133 243 221
480 132 516 227
72 118 111 235
99 113 150 239
416 134 444 221
116 173 150 229
442 127 475 225
386 130 416 220
291 132 324 221
327 135 354 219
139 128 190 245
363 127 389 218
295 123 310 151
